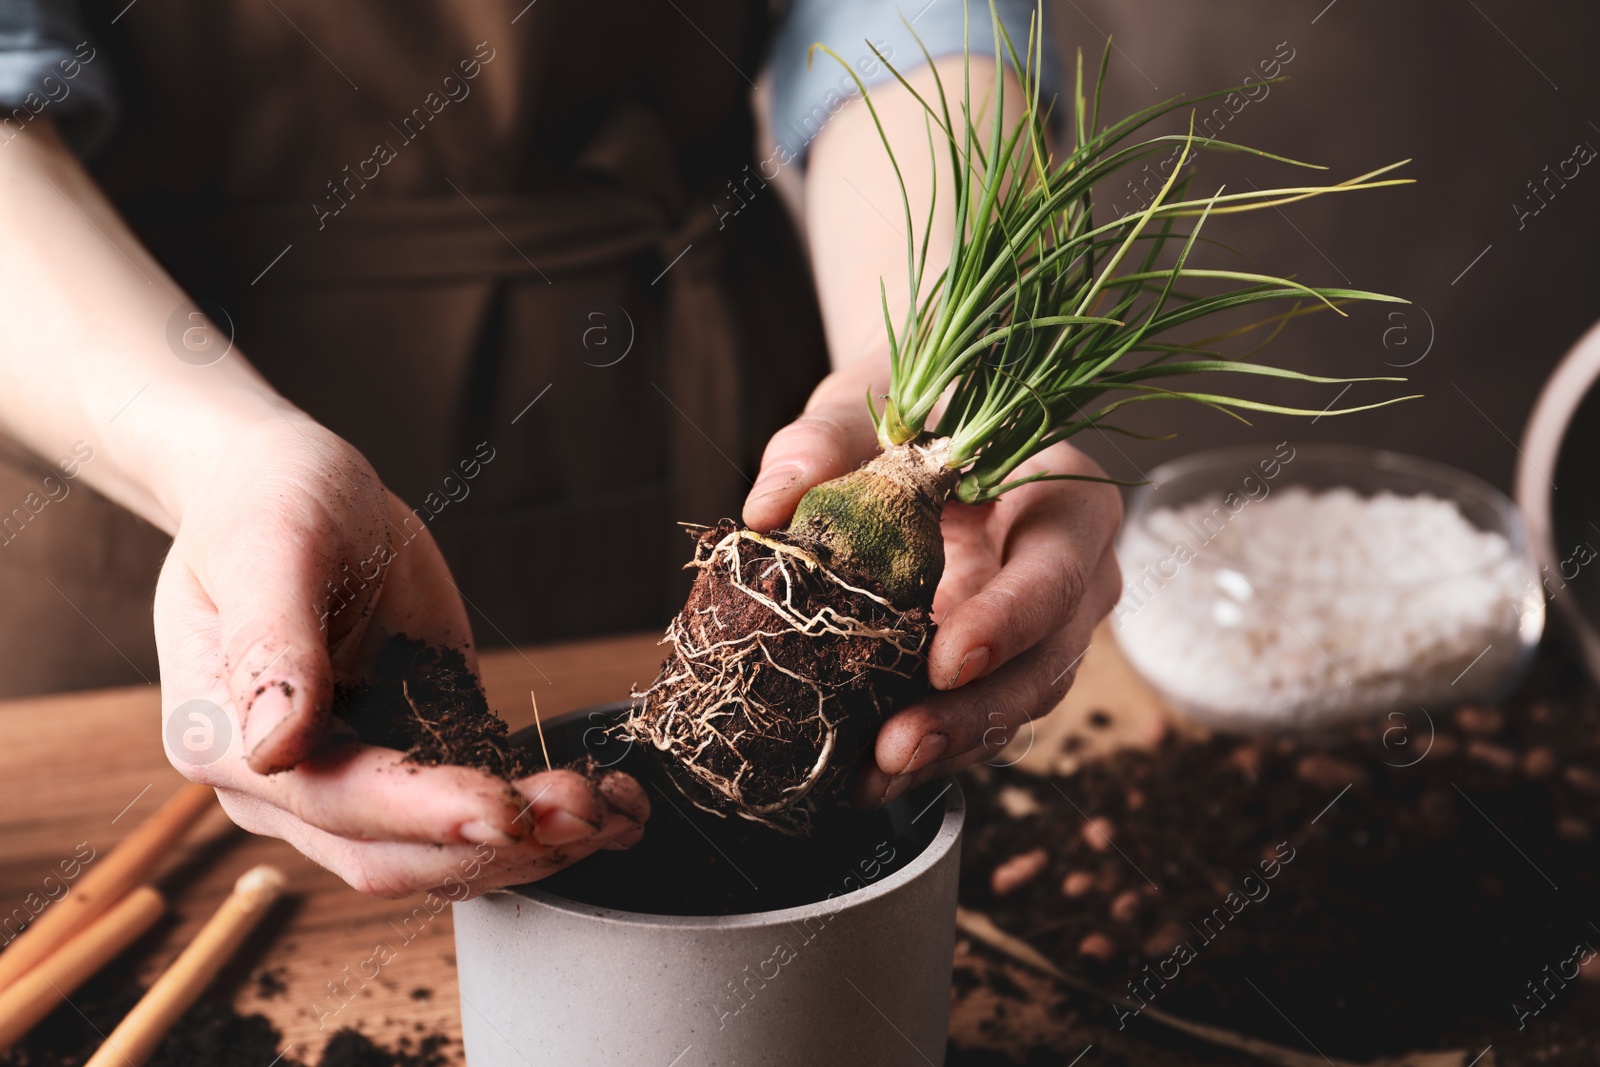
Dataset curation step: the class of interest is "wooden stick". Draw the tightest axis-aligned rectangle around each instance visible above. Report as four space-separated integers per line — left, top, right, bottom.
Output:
0 782 214 994
955 908 1473 1067
530 690 552 772
85 865 286 1067
955 907 1406 1067
0 886 165 1051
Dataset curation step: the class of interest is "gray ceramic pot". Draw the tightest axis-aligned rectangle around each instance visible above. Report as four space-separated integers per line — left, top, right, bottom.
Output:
452 704 964 1066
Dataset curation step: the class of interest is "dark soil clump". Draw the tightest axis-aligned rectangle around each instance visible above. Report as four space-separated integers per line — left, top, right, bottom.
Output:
956 642 1600 1065
316 1030 453 1067
334 634 536 780
626 521 934 834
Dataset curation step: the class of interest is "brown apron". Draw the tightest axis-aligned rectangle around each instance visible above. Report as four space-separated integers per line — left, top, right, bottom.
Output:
0 0 827 696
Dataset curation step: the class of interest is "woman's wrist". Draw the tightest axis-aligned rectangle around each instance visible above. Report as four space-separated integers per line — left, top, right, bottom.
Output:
100 371 310 534
0 121 321 536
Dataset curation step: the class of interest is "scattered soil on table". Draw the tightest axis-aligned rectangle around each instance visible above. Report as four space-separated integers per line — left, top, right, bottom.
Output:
945 944 1245 1067
333 634 536 780
251 965 289 1000
955 641 1600 1065
318 1030 452 1067
0 965 456 1067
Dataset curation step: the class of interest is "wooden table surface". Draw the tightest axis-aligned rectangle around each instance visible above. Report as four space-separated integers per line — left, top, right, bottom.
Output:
0 626 1157 1064
0 632 671 1063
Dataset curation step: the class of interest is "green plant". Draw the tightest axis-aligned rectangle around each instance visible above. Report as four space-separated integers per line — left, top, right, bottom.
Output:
625 5 1417 833
825 8 1414 509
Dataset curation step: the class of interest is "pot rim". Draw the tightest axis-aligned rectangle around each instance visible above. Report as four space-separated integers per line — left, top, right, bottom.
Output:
1517 316 1600 683
497 706 966 929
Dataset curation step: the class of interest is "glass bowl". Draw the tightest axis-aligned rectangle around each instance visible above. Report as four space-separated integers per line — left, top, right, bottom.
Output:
1113 443 1545 733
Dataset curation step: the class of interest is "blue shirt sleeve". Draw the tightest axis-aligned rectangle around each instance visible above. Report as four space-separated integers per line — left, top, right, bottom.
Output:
0 0 116 155
766 0 1063 166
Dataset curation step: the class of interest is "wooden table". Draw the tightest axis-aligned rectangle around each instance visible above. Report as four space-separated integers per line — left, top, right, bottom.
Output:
0 632 669 1063
0 626 1158 1064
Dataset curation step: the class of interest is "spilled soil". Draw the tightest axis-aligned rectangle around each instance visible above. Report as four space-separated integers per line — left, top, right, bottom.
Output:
3 634 492 1067
0 966 453 1067
953 642 1600 1065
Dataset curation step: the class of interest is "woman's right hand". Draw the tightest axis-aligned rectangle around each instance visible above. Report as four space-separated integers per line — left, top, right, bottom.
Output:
0 121 644 897
153 414 648 899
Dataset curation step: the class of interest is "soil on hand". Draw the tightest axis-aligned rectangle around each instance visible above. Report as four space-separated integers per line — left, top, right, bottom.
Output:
334 634 536 780
955 642 1600 1066
627 521 934 834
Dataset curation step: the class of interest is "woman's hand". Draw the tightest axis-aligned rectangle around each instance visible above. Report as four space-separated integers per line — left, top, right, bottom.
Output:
0 121 644 898
743 359 1123 808
782 50 1119 803
153 415 647 898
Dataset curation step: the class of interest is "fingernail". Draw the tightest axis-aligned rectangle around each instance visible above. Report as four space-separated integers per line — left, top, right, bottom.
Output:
598 772 651 825
852 769 887 811
878 774 914 808
946 647 991 690
533 808 601 847
243 684 294 771
749 464 802 500
902 732 948 775
458 820 517 845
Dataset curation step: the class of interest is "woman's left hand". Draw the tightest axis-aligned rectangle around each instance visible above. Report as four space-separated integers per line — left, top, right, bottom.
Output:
743 359 1123 809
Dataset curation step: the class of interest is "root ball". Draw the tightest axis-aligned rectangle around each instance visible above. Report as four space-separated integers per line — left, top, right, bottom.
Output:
623 521 933 835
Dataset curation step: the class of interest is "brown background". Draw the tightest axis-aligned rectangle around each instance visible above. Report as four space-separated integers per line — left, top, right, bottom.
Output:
1041 1 1600 489
0 0 1595 697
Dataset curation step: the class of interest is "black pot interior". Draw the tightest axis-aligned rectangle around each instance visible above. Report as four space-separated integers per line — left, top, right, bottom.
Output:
509 704 954 917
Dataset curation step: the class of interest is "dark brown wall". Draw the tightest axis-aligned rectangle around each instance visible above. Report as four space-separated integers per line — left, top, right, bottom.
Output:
1045 0 1600 490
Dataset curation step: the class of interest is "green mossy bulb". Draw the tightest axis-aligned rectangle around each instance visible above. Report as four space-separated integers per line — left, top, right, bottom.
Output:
788 440 959 611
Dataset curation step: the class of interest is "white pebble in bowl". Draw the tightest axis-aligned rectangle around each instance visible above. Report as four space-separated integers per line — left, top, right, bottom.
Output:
1116 483 1536 731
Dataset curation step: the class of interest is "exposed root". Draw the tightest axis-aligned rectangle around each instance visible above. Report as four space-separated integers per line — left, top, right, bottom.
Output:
623 521 934 835
400 678 449 752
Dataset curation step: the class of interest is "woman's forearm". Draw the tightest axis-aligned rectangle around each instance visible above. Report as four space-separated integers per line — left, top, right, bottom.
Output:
0 120 290 533
0 56 1023 533
804 55 1028 372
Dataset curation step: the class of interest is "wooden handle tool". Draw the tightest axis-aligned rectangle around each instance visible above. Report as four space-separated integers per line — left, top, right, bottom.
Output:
84 865 286 1067
0 885 165 1050
0 782 215 993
